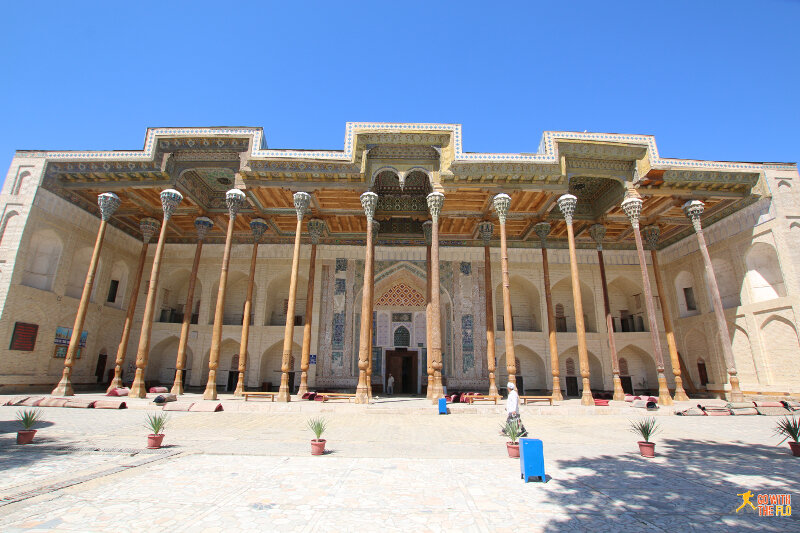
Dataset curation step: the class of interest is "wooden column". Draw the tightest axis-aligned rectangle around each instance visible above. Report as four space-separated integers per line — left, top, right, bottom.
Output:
107 217 159 393
643 224 689 401
367 220 379 399
684 200 743 402
423 221 434 399
477 221 498 398
622 193 673 405
203 189 246 400
171 217 213 395
234 218 268 396
534 222 562 402
427 191 446 401
355 192 378 403
557 194 593 405
298 218 325 396
492 194 516 389
278 192 311 402
129 189 183 398
53 193 121 396
589 224 625 401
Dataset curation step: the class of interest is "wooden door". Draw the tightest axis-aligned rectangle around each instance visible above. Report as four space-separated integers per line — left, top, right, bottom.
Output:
566 376 579 397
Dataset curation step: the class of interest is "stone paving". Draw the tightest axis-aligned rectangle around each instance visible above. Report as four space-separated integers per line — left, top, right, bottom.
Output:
1 394 798 531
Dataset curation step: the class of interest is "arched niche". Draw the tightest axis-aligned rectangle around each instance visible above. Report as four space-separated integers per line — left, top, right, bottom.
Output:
159 268 203 324
551 277 596 333
208 271 255 326
608 276 649 332
258 340 302 390
559 346 603 392
707 257 740 309
617 344 658 394
65 247 102 301
495 275 541 332
0 210 21 250
674 270 699 318
760 315 800 389
505 345 547 393
22 229 63 291
265 272 308 326
745 242 786 303
145 336 182 385
105 260 130 309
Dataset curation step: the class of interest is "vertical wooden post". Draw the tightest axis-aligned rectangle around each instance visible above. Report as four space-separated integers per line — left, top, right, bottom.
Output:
171 217 213 395
203 189 246 400
53 192 121 396
129 189 182 399
233 218 268 396
367 220 378 399
298 218 325 396
534 222 562 402
107 217 159 393
622 193 673 405
589 224 625 401
478 222 498 398
683 200 743 402
492 193 517 389
643 224 690 401
557 194 593 405
278 192 311 402
356 192 378 403
423 221 434 399
427 191 445 401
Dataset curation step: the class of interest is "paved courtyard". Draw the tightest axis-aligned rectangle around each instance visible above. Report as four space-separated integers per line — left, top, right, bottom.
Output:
1 394 798 532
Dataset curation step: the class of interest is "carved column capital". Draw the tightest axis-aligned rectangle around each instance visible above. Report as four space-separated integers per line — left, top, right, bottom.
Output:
477 221 494 246
97 192 121 221
249 218 269 243
194 216 214 242
557 194 577 225
139 217 161 244
160 189 183 220
683 200 705 232
360 191 379 222
492 193 511 225
533 222 551 248
641 225 661 250
426 191 445 221
422 220 433 245
308 218 325 245
621 196 643 229
293 191 311 220
225 189 246 218
589 224 606 250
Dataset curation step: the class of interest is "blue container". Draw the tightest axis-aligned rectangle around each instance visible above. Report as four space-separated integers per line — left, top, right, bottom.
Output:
519 438 546 482
438 397 447 414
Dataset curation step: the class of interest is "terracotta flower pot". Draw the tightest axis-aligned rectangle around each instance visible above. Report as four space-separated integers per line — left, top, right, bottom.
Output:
789 441 800 457
16 429 36 445
638 441 656 458
507 442 520 458
147 434 165 449
311 439 326 456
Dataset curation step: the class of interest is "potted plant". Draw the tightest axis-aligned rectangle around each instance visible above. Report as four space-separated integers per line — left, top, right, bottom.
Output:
145 412 169 449
629 417 660 458
307 416 328 455
501 418 524 458
774 416 800 457
16 408 43 445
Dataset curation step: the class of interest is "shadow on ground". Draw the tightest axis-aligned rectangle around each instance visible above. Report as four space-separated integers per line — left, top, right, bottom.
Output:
539 438 800 532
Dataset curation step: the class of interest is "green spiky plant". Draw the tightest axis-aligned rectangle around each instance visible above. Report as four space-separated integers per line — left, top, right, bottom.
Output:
774 416 800 444
629 417 660 443
306 417 328 441
144 412 169 435
501 418 524 445
16 409 43 430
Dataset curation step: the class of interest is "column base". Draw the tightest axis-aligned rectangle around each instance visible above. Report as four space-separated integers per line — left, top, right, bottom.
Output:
580 378 593 406
203 369 218 400
297 371 309 397
233 372 245 397
488 377 499 399
657 372 673 405
612 375 625 401
430 371 444 401
106 369 123 394
550 374 563 401
673 376 690 402
129 369 148 398
355 370 369 404
171 369 184 396
276 371 291 402
426 374 434 400
52 374 74 397
728 375 744 403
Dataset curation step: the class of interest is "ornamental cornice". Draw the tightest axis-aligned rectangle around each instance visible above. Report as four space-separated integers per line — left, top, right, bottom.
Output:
566 158 635 171
662 169 761 186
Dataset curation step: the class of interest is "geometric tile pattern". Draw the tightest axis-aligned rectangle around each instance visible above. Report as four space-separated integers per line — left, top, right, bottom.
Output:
375 283 425 308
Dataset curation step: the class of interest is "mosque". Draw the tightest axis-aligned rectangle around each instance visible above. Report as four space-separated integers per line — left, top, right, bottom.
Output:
0 123 797 404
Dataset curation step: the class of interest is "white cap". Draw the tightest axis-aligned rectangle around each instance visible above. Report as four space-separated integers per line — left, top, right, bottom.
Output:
507 382 515 390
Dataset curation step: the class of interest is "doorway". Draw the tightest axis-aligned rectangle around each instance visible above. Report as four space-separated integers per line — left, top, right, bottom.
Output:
621 376 633 395
566 376 579 397
95 353 107 384
385 349 418 394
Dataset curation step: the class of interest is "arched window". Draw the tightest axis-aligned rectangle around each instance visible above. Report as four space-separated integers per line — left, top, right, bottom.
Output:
565 357 576 376
619 357 629 376
745 243 786 303
393 326 410 347
22 230 63 292
555 304 567 332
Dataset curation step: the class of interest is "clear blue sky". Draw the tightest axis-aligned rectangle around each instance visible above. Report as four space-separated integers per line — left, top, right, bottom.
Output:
1 1 798 176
